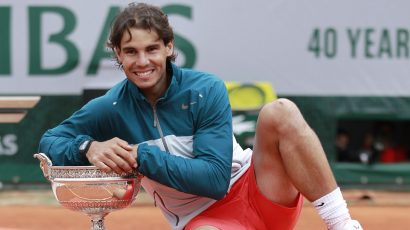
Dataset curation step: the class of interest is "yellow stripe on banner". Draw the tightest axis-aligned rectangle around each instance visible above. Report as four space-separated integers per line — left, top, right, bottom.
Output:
0 96 41 109
225 82 277 111
0 112 27 123
0 96 41 123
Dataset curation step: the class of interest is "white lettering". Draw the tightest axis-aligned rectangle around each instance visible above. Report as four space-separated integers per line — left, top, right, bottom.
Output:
0 134 18 156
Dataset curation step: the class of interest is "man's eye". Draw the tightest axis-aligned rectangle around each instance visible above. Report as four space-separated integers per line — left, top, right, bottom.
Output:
125 50 136 55
147 47 158 53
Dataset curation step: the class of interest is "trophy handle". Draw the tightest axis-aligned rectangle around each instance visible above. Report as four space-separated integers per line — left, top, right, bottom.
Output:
33 153 53 181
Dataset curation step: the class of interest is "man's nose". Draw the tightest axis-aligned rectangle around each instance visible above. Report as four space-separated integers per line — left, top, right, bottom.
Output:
135 53 149 66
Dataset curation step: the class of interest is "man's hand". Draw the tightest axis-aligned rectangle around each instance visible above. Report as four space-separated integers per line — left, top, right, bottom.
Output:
85 137 138 174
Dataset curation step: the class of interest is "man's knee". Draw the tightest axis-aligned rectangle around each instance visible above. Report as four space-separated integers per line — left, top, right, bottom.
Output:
259 98 305 132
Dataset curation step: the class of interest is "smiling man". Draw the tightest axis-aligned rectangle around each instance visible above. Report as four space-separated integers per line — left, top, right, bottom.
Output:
38 3 362 230
116 27 173 103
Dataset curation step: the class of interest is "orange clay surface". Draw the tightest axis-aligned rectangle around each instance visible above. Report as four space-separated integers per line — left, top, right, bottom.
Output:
0 189 409 230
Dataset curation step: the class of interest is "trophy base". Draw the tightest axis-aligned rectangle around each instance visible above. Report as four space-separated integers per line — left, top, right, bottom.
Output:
91 217 107 230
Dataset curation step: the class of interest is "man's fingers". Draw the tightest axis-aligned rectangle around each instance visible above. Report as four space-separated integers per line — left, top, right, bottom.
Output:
90 150 129 174
94 161 112 173
88 138 137 174
117 140 133 151
102 156 127 174
105 149 134 173
114 143 137 168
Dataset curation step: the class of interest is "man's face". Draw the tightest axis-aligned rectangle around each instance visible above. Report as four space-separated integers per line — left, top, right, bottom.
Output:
116 28 173 102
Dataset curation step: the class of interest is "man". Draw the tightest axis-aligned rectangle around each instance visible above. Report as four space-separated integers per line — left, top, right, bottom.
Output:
38 3 362 230
336 128 355 162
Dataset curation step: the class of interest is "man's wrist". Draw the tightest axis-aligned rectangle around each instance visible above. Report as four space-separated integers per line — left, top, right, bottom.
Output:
79 139 94 155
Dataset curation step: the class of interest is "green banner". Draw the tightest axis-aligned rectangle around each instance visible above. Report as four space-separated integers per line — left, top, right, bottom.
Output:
0 96 82 183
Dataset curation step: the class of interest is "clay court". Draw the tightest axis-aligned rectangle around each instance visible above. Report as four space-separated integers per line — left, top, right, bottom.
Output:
0 189 409 230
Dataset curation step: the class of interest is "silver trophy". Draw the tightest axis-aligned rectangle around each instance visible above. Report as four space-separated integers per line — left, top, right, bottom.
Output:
34 153 143 230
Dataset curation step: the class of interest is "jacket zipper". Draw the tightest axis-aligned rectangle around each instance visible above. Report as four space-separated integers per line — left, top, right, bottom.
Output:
151 101 170 152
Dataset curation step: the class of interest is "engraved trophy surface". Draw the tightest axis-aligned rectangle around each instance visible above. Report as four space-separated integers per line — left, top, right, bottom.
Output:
34 153 143 230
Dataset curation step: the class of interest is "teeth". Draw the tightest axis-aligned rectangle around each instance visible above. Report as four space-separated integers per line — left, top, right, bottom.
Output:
135 70 152 76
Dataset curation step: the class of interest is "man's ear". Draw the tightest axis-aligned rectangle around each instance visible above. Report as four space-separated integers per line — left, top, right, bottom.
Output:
114 47 123 62
166 41 174 56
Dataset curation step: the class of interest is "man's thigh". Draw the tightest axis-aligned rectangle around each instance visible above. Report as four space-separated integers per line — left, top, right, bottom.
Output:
185 162 303 230
252 100 300 206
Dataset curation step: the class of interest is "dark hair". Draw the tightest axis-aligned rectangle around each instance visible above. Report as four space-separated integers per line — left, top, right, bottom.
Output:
107 2 176 67
337 128 349 137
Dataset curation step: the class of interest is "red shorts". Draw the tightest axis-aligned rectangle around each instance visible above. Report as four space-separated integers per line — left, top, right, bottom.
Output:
185 163 303 230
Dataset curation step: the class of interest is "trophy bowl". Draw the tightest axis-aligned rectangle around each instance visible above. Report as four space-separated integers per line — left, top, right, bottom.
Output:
34 153 143 230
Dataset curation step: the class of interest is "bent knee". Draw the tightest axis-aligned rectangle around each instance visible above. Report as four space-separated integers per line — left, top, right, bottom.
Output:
259 98 304 128
261 98 298 116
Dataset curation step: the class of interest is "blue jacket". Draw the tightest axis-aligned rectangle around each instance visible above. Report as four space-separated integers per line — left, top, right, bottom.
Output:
39 63 233 200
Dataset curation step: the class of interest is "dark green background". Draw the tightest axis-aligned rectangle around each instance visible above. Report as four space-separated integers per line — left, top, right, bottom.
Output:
1 95 410 188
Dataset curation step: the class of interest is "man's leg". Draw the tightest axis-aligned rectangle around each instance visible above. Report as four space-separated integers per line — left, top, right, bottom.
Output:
252 98 362 229
253 98 336 202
